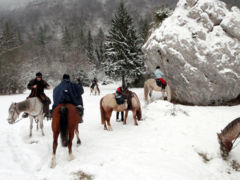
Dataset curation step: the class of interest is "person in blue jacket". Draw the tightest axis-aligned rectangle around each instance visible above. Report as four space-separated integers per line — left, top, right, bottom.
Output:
52 74 84 117
154 66 167 89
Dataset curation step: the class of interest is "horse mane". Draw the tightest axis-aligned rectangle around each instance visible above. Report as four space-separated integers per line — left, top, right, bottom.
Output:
221 117 240 136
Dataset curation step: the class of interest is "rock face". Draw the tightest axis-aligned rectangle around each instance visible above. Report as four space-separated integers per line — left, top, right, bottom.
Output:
142 0 240 105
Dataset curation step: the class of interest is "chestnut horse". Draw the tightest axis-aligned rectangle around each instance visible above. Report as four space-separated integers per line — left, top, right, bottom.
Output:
50 104 82 168
217 117 240 158
100 90 142 130
144 78 171 104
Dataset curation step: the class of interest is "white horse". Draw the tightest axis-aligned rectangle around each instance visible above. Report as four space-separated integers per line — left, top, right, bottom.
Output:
7 97 45 137
90 83 100 95
144 78 171 104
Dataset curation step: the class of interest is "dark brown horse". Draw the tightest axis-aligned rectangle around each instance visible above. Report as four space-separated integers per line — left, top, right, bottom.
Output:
217 117 240 158
50 104 82 168
100 90 142 130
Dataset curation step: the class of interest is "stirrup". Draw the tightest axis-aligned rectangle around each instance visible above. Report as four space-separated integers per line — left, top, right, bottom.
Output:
76 105 84 116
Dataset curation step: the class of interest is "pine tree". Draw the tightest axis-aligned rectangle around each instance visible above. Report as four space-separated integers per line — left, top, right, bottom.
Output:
38 26 46 47
62 26 73 50
86 30 94 62
103 2 145 83
95 28 105 68
1 22 18 53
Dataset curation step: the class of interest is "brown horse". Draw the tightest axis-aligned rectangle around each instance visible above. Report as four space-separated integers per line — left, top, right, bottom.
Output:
100 90 142 130
50 104 82 168
217 117 240 158
144 78 171 104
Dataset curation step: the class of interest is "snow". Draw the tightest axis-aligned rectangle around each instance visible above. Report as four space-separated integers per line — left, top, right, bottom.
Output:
1 83 240 180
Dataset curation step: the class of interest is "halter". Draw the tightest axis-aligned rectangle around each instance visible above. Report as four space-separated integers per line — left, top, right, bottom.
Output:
10 103 23 124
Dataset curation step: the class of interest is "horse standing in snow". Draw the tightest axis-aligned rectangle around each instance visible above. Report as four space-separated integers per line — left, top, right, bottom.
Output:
217 117 240 158
100 90 142 130
50 104 82 168
144 78 171 104
90 83 100 95
7 97 45 137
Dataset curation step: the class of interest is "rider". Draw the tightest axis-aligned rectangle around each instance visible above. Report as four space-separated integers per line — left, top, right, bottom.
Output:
115 84 128 121
155 66 167 89
22 72 51 119
91 77 100 92
52 74 84 120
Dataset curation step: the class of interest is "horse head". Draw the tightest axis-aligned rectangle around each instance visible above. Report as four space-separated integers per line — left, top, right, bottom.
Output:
217 133 232 158
7 103 19 124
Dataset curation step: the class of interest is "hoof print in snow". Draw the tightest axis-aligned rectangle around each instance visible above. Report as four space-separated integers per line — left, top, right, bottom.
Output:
72 170 94 180
197 152 211 163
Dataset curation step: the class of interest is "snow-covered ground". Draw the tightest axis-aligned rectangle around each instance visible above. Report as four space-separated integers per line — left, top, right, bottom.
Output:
1 83 240 180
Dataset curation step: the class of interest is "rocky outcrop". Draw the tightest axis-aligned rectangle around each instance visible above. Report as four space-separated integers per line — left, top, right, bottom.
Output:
142 0 240 105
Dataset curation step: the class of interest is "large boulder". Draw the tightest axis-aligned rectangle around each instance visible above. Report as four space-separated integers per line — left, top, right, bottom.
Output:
142 0 240 105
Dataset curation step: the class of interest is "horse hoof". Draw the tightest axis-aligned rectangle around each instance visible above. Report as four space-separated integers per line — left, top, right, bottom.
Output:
69 154 74 161
77 139 81 145
123 122 126 125
29 134 32 137
42 133 45 136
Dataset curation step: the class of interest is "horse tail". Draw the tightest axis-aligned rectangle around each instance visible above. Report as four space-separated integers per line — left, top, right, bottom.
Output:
144 82 148 102
59 106 69 147
134 93 142 120
100 98 105 125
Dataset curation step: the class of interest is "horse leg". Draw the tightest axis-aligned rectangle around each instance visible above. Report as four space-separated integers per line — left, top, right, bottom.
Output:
68 131 74 161
106 111 113 131
123 110 129 125
132 110 138 126
161 90 166 100
50 131 59 168
39 115 45 136
75 126 81 145
29 117 33 137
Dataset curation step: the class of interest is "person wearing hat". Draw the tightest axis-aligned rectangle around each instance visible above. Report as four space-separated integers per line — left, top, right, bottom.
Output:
52 74 84 121
22 72 51 118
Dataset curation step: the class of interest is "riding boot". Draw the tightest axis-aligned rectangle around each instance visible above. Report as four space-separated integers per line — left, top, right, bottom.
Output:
22 112 28 118
76 105 84 123
43 101 51 120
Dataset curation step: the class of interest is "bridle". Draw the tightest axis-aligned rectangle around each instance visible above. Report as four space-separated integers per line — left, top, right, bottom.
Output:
8 103 23 124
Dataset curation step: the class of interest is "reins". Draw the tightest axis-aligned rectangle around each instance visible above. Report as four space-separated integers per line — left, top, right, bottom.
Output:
231 132 240 150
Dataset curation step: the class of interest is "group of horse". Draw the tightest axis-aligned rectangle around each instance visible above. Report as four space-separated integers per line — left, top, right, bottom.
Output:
7 78 238 167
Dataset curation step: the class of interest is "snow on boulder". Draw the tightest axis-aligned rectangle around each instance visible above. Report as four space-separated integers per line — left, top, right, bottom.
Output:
143 0 240 105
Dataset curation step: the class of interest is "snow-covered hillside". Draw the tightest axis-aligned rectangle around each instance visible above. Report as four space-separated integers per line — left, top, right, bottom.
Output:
1 84 240 179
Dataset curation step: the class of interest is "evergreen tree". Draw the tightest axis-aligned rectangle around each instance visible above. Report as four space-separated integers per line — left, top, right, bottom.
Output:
103 2 145 83
86 30 94 62
38 26 46 47
1 22 18 53
77 28 86 53
62 26 73 50
138 17 149 43
95 27 105 68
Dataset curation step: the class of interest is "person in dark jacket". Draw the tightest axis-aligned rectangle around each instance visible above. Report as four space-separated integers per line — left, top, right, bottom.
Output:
52 74 84 118
22 72 51 119
115 84 128 122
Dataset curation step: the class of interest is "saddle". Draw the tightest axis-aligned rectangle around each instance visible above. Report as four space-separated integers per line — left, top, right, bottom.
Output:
156 78 167 89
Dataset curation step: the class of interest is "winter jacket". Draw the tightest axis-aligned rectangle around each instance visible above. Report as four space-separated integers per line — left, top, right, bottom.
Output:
52 79 84 110
154 69 164 79
27 78 49 98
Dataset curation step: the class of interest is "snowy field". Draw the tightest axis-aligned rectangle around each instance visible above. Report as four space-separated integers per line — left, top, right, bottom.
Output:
1 83 240 180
